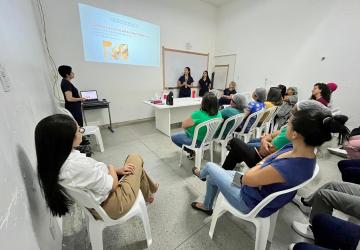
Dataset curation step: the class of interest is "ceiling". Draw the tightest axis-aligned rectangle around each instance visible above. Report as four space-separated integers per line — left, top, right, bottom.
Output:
200 0 237 7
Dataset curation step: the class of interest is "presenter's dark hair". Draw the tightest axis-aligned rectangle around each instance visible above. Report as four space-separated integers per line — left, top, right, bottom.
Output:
201 92 218 116
184 67 191 77
311 83 331 102
200 70 210 82
291 109 349 147
58 65 72 78
278 84 287 98
35 114 77 216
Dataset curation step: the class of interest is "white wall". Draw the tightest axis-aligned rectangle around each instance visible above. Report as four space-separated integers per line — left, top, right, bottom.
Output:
0 0 62 249
42 0 216 125
216 0 360 128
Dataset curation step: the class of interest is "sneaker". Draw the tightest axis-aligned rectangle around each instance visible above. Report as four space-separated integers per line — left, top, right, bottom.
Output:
292 195 311 215
291 221 314 240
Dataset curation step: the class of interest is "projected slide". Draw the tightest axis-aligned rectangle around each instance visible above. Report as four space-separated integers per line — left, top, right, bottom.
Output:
78 3 160 67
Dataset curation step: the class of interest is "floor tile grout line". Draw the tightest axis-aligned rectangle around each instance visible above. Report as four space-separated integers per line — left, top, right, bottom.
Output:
172 220 217 250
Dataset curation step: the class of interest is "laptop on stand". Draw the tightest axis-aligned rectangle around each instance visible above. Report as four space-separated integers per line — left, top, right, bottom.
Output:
80 90 99 103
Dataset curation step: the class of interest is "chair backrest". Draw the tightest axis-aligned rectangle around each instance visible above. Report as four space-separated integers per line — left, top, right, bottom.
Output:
217 113 246 140
244 163 319 218
191 118 223 148
58 106 76 120
61 184 112 223
261 106 279 126
239 109 265 134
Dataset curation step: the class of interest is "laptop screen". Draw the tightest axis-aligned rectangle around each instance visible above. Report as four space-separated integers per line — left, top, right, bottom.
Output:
80 90 98 101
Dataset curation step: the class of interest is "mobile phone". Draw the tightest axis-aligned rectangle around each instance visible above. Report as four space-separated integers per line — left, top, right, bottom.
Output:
232 172 244 188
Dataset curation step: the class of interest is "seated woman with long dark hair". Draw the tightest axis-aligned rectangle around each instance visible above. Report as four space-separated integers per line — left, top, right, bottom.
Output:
35 114 158 219
171 92 221 159
191 109 349 216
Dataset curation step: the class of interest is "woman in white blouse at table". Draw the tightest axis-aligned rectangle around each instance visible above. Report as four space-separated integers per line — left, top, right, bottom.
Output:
35 114 158 219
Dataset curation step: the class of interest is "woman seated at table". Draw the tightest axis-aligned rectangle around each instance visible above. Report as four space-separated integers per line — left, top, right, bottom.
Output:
177 67 194 98
171 92 221 159
198 70 212 97
190 109 349 216
219 81 237 106
35 114 159 219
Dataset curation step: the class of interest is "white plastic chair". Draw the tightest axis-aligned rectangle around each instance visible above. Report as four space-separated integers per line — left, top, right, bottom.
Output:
234 109 265 143
209 164 320 250
62 186 152 249
179 118 223 169
214 113 246 165
256 106 279 138
58 107 105 152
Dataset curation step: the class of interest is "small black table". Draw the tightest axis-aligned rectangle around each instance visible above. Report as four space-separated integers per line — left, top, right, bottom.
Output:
81 101 114 132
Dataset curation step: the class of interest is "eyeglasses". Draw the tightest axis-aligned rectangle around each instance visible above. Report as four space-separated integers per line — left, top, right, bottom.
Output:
79 127 85 134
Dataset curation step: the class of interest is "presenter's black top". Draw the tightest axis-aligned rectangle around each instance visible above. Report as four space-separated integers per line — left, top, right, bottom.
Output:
199 78 211 97
61 79 83 126
178 75 194 98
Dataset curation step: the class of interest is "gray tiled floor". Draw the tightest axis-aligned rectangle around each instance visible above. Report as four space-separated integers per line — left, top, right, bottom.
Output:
62 120 343 250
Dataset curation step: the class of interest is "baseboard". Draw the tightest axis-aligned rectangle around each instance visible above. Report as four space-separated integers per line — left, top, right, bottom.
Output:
98 117 155 129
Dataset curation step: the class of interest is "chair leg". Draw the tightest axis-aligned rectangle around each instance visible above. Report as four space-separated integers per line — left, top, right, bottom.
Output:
195 148 202 169
88 219 104 250
179 146 184 167
268 211 278 243
254 218 270 250
210 142 214 162
138 197 153 247
220 142 227 165
209 194 226 239
94 128 105 152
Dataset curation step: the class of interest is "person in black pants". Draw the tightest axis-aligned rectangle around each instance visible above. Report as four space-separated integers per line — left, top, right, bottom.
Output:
222 138 262 170
338 159 360 185
58 65 86 126
292 213 360 250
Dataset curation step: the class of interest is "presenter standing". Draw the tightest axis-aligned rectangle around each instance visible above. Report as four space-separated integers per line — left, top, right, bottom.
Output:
177 67 194 98
58 65 86 126
198 70 211 97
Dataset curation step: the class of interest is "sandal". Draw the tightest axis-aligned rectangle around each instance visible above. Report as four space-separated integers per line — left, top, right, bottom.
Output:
187 153 195 160
191 202 213 216
192 167 206 182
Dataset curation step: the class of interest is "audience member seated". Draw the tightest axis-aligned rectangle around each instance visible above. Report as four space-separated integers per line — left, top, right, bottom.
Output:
238 87 266 133
35 114 159 219
218 81 237 106
338 127 360 184
291 213 360 250
292 181 359 240
224 100 332 170
310 83 331 107
215 93 247 139
171 92 221 159
278 84 287 99
190 108 348 217
264 87 283 108
275 86 298 128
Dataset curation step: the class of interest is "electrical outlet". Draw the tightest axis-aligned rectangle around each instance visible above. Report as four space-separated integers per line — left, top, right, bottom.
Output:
0 64 11 92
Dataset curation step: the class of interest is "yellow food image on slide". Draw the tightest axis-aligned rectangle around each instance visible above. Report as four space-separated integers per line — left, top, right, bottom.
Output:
102 41 128 61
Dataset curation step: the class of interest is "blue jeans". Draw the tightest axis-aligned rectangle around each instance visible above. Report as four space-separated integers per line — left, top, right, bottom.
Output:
171 131 193 148
247 138 261 149
199 162 251 213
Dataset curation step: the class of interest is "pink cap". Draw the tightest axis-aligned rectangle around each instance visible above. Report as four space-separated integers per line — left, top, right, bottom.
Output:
327 82 338 93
